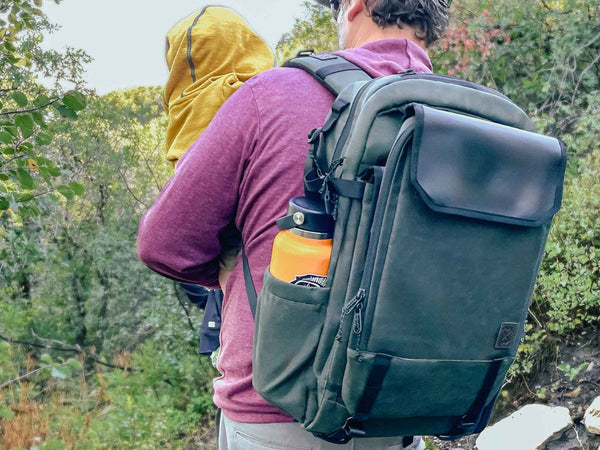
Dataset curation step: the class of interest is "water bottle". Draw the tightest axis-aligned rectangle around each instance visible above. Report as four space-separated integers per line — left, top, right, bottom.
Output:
270 197 333 288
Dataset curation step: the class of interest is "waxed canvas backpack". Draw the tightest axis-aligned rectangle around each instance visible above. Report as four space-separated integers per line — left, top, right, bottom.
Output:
242 53 567 444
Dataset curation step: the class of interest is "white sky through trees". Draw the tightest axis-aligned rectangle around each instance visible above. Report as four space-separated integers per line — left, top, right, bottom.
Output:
41 0 309 94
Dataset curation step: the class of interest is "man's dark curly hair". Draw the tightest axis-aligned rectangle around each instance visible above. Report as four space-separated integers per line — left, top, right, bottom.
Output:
362 0 451 46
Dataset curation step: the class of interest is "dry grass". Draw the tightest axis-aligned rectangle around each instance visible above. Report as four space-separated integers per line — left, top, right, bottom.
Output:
1 384 49 450
0 354 99 450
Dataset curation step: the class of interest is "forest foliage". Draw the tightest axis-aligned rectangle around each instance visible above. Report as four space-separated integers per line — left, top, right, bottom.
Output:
1 0 599 448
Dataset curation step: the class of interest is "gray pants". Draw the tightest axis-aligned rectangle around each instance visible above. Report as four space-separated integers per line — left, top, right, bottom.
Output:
217 411 425 450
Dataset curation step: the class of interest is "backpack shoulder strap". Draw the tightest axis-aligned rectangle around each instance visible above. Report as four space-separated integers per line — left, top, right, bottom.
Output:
242 55 372 320
283 53 372 96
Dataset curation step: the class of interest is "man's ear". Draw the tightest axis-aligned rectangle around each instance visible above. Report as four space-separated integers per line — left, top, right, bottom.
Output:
346 0 366 22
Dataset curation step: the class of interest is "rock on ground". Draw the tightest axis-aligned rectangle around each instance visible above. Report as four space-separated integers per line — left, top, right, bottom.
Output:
475 404 573 450
584 396 600 435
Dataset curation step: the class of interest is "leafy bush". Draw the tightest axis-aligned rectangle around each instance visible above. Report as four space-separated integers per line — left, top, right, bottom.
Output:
533 152 600 334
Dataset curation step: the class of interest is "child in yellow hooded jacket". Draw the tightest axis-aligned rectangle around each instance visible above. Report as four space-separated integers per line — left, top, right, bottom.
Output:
164 6 275 165
163 6 275 282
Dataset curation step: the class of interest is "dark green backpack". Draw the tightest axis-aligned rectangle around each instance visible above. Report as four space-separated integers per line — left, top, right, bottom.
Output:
243 54 567 444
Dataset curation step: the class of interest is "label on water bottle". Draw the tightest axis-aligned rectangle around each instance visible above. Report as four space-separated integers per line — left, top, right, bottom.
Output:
291 274 327 288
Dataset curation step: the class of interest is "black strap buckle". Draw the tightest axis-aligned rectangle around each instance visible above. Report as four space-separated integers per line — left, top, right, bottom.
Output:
308 127 322 144
343 418 366 438
314 417 365 445
296 49 314 57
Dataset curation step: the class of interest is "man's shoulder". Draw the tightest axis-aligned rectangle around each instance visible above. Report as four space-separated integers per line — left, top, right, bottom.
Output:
245 66 329 100
251 66 319 85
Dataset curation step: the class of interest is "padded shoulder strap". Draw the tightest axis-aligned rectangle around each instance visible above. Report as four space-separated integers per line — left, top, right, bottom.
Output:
283 53 372 96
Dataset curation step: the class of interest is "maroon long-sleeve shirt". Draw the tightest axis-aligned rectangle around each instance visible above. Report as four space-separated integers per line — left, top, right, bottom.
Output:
138 39 432 423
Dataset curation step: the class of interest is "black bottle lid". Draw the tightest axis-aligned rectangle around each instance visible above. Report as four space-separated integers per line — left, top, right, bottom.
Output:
287 196 334 238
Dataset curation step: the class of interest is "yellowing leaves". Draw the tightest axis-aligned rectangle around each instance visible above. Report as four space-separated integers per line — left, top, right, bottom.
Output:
27 158 38 171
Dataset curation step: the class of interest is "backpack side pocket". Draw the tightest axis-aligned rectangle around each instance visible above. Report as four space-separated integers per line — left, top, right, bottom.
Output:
253 268 330 422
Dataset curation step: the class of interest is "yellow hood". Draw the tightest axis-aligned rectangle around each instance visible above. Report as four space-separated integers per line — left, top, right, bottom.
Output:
164 6 275 165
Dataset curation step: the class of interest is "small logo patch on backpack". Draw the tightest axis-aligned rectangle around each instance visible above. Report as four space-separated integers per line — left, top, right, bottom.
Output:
495 322 519 349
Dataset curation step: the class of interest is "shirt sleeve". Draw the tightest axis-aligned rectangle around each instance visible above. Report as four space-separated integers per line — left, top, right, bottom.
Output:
137 82 260 288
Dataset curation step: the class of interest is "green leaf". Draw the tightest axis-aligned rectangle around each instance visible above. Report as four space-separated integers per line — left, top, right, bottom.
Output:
18 193 33 202
54 104 78 120
4 40 16 52
0 408 15 420
5 126 18 137
35 132 51 145
0 341 10 352
10 91 27 108
25 204 40 216
34 0 43 7
15 114 34 138
0 197 9 211
51 365 71 379
18 142 33 153
40 353 53 364
47 166 61 177
0 131 12 144
33 94 50 108
66 358 83 371
62 92 86 111
68 182 84 196
56 185 73 200
15 168 35 190
31 111 46 127
14 57 28 68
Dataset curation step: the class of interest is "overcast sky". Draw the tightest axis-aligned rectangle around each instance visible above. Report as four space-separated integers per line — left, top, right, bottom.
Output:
41 0 312 94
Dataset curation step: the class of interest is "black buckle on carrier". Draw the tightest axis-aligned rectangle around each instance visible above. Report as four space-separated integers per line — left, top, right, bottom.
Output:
313 417 366 445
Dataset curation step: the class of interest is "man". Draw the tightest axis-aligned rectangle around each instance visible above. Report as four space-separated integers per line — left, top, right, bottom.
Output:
137 0 450 448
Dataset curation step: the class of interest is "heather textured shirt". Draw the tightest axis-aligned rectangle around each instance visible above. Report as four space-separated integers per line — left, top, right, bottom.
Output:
137 39 432 423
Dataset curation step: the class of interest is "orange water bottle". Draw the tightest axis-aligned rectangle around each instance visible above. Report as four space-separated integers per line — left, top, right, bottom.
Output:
270 197 334 288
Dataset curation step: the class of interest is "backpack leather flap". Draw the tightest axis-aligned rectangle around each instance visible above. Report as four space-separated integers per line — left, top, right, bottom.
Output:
411 105 566 227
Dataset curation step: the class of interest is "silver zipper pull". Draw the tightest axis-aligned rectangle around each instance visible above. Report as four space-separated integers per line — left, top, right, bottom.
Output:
352 304 363 335
342 289 366 316
336 289 366 341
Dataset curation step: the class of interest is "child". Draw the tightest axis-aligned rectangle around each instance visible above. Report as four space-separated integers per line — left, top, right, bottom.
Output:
162 6 275 357
163 5 275 282
164 5 275 166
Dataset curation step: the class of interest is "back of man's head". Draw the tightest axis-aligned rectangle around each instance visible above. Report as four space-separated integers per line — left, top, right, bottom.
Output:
317 0 450 48
361 0 450 46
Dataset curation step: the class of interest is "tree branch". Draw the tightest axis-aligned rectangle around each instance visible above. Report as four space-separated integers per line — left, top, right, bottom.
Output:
571 48 600 106
0 153 26 167
0 98 61 117
173 281 197 333
114 163 149 208
0 367 43 390
0 333 138 372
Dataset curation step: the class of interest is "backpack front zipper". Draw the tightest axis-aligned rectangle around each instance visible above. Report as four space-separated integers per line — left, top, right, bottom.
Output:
339 124 414 351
